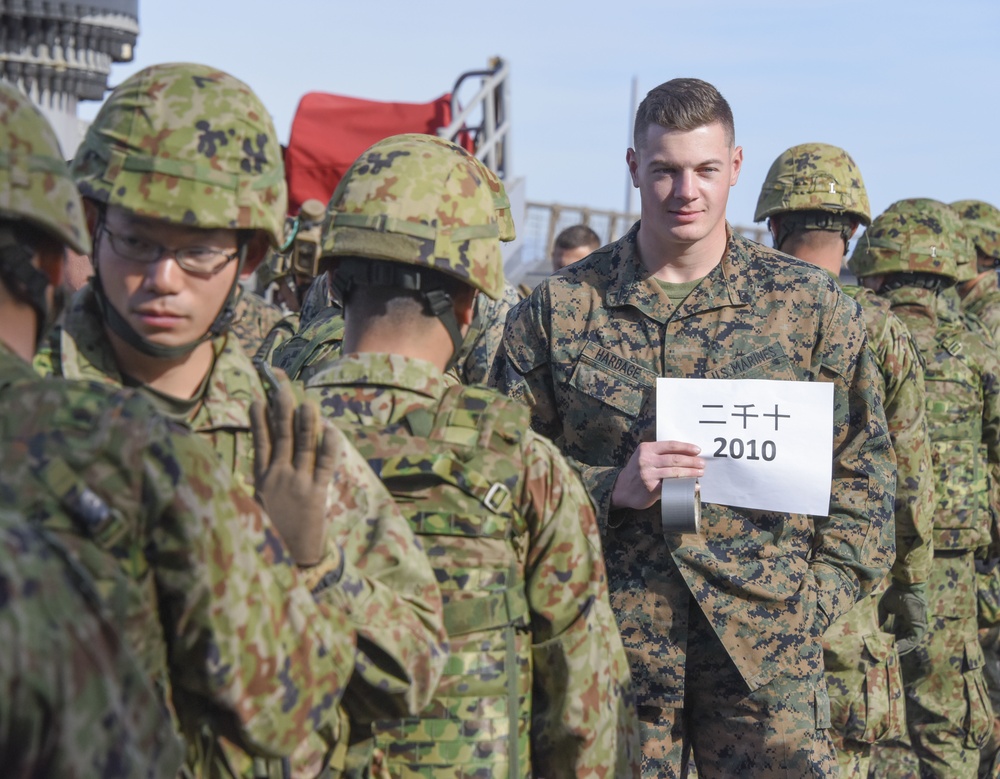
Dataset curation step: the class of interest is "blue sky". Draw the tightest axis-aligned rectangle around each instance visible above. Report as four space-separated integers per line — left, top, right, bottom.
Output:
84 0 999 231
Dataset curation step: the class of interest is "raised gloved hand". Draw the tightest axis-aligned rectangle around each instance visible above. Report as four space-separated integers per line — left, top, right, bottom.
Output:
878 580 928 656
250 368 337 568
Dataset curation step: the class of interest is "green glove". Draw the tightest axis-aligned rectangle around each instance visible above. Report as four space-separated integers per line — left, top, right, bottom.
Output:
250 369 338 567
878 580 928 656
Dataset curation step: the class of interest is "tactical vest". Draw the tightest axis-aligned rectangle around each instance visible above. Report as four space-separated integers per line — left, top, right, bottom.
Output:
271 307 345 382
922 332 992 551
348 384 533 779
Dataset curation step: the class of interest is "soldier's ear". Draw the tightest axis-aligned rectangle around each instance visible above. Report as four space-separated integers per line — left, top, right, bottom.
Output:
240 231 271 278
453 287 477 328
767 216 780 244
83 200 101 239
35 246 64 289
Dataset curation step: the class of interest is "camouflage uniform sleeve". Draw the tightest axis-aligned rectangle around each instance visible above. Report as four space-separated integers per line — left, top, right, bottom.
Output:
811 291 896 628
877 313 934 585
488 292 622 532
522 432 640 778
315 428 448 723
457 281 520 385
981 347 1000 546
149 426 358 758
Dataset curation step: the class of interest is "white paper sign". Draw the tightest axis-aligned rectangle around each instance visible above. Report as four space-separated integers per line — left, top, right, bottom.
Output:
656 377 834 516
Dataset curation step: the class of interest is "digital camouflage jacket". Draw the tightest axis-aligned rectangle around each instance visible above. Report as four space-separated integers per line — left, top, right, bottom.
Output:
0 342 355 763
34 283 449 775
490 224 896 707
303 352 640 778
453 280 523 386
230 285 284 357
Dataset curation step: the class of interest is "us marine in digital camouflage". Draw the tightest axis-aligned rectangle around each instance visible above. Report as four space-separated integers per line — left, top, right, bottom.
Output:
0 79 362 777
490 77 895 778
230 282 284 355
32 62 446 777
0 80 183 779
850 198 1000 779
551 223 601 273
299 133 640 778
271 145 524 387
755 142 934 779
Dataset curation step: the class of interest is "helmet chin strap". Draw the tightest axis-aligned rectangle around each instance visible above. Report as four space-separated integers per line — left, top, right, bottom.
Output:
423 287 464 373
332 260 465 371
91 218 247 360
0 237 54 346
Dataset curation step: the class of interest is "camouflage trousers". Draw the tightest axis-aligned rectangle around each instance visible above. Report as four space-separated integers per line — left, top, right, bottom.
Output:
822 589 905 779
638 595 837 778
977 561 1000 778
870 551 993 779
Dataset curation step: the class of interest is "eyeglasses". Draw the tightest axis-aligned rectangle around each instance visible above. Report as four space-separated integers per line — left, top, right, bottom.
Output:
100 225 240 275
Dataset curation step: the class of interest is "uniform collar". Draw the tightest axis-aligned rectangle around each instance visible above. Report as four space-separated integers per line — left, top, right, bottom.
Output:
881 284 940 329
605 222 748 324
961 271 1000 307
52 283 260 431
55 284 127 386
305 351 446 401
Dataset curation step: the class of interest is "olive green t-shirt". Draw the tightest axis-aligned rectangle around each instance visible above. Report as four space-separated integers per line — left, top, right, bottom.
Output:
657 277 704 313
123 369 211 423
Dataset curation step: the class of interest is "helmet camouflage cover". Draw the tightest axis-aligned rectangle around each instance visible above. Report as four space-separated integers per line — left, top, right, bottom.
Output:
755 142 871 225
0 82 90 254
71 62 287 247
476 160 516 243
951 199 1000 263
321 133 504 299
848 198 964 281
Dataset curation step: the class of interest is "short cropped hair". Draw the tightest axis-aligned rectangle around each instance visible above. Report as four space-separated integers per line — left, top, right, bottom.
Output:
554 224 601 252
633 78 735 150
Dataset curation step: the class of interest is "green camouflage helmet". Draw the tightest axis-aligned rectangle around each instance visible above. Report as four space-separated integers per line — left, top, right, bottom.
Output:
754 142 871 225
0 83 90 254
951 200 1000 262
322 133 504 299
949 206 979 283
848 198 962 281
71 62 287 247
376 133 515 242
476 161 516 243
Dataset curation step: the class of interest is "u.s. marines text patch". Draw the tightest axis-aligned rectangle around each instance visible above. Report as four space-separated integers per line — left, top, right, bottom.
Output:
706 344 788 380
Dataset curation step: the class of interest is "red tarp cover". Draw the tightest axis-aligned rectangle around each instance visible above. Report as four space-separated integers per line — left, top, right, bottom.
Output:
284 91 457 213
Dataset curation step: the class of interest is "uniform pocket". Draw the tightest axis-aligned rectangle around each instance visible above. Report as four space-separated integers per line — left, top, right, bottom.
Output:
859 632 906 743
963 638 993 749
569 359 649 417
826 629 905 744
